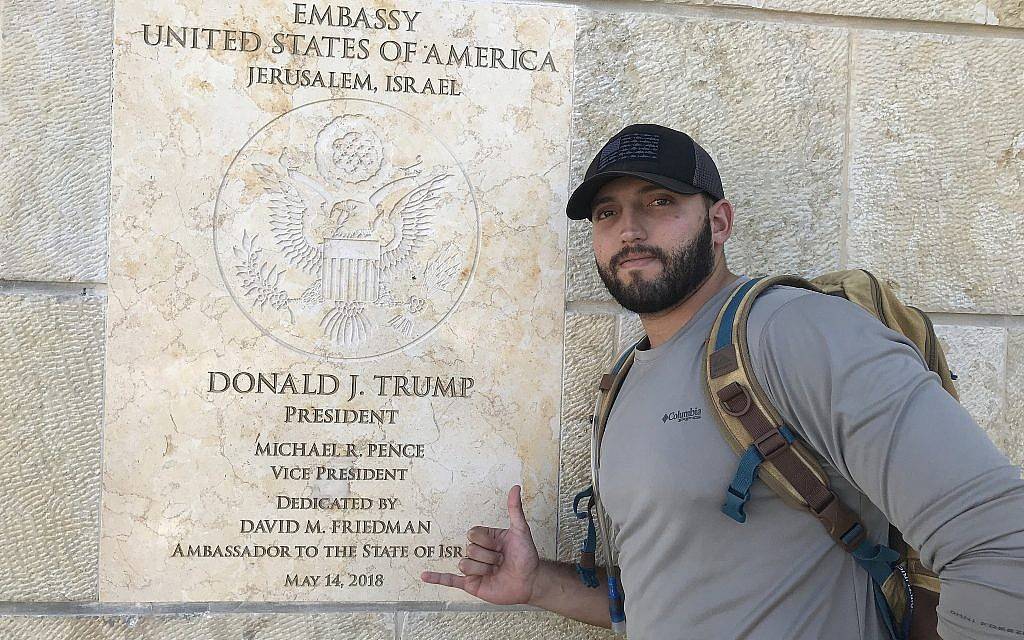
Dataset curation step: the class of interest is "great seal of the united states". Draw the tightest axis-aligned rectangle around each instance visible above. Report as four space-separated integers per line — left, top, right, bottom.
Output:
213 98 479 361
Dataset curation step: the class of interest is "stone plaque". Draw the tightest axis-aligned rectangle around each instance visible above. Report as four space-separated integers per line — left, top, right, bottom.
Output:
101 0 574 601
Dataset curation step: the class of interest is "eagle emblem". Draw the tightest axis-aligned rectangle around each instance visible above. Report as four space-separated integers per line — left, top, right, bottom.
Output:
216 103 477 359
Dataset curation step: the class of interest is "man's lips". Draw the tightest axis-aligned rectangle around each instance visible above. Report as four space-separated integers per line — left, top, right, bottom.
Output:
616 255 659 269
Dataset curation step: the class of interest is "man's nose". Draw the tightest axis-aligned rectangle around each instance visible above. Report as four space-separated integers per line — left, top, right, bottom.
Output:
618 209 646 243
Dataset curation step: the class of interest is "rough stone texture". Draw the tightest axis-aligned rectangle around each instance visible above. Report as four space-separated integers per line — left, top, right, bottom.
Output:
987 0 1024 26
617 313 645 353
936 323 1024 466
643 0 1024 27
0 294 104 600
569 12 847 302
561 313 618 441
716 0 1019 26
0 1 112 281
999 329 1024 466
558 313 616 561
935 323 1007 429
0 614 393 639
403 611 615 639
848 32 1024 314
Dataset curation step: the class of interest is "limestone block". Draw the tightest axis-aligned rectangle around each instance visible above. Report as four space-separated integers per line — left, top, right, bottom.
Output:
1000 329 1024 465
0 1 112 281
987 0 1024 26
775 0 1024 26
403 611 615 639
848 32 1024 314
562 313 618 429
567 224 607 303
935 322 1006 426
558 313 616 560
569 12 847 302
0 294 104 600
0 613 393 640
641 0 1024 27
936 324 1024 466
618 313 645 353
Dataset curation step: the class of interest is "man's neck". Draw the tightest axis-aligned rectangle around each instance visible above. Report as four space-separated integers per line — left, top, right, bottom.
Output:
639 264 739 348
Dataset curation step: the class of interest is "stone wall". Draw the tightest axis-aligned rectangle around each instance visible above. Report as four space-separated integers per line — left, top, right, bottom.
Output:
1 0 1022 637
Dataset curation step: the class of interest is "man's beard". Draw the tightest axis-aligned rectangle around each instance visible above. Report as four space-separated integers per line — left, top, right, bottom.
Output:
596 216 715 314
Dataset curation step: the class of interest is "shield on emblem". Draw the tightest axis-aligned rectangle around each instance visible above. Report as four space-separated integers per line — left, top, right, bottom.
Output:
322 237 381 303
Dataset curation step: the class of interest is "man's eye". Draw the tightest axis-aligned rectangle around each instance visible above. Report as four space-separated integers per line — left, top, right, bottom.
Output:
650 198 671 206
593 209 614 221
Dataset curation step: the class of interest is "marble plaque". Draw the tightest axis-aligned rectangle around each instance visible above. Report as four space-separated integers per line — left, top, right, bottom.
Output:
101 0 574 601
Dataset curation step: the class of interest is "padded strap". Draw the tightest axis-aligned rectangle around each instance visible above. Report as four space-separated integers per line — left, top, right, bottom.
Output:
713 277 764 350
707 276 912 638
707 277 867 551
585 335 648 629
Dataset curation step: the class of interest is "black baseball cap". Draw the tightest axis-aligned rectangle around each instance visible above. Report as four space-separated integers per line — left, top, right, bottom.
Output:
566 124 725 220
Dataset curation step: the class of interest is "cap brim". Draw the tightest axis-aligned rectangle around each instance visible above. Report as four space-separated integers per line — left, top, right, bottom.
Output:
565 171 703 220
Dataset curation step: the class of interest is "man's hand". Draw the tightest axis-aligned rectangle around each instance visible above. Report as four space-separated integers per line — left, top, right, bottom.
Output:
420 485 540 605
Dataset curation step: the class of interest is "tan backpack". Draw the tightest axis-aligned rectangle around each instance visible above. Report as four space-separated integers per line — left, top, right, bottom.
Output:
575 270 954 640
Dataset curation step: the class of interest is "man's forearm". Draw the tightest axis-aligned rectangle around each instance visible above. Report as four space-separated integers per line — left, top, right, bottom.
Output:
528 559 612 629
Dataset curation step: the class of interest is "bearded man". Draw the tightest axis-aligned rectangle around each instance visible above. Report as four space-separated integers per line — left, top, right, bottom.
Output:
422 124 1024 639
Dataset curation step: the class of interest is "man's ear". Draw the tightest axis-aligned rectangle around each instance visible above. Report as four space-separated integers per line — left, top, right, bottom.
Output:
709 199 734 248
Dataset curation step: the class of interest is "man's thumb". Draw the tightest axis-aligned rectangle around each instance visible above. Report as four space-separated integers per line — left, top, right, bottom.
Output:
507 485 530 531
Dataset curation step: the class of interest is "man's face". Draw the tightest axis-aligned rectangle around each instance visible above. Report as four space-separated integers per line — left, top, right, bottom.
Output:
591 176 715 314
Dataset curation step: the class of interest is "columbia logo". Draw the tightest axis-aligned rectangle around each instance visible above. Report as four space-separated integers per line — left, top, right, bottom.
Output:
663 408 702 423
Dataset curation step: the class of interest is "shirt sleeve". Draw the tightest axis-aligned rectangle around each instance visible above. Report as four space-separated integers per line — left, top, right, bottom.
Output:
749 290 1024 639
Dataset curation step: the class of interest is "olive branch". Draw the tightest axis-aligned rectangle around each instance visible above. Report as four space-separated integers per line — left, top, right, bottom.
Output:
233 231 293 322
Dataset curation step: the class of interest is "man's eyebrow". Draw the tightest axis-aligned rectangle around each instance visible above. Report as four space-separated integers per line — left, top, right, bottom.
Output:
590 194 615 208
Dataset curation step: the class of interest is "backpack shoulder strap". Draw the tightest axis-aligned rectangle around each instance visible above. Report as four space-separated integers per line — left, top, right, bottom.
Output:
708 276 921 640
704 276 867 551
574 336 644 634
592 336 647 493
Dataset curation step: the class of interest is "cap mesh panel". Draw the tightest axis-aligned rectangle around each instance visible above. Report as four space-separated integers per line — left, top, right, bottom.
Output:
692 143 724 199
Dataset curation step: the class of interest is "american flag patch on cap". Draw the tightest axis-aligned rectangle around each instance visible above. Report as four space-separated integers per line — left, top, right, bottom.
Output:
598 133 660 170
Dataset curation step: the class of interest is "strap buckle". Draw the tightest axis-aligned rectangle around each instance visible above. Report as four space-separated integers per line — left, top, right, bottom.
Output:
753 429 788 462
723 484 751 523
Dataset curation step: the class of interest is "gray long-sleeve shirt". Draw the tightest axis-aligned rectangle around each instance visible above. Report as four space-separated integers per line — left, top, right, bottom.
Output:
599 278 1024 639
